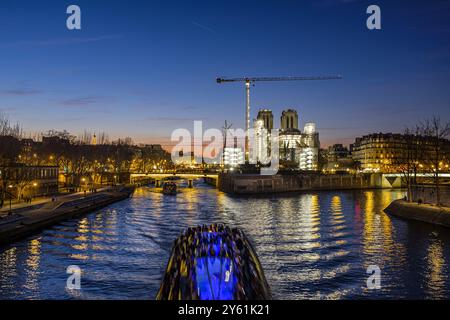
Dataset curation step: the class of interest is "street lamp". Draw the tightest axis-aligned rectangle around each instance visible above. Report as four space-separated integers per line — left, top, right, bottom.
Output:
8 184 13 214
32 182 38 200
81 177 86 191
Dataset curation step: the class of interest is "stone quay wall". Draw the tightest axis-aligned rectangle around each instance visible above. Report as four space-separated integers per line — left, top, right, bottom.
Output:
218 173 374 194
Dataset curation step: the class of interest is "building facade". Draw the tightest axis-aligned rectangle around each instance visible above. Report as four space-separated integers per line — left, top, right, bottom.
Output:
298 123 320 171
257 109 274 131
1 165 59 199
251 108 321 171
224 147 244 167
351 133 450 172
253 119 269 164
326 144 349 162
321 143 354 173
224 137 244 167
280 109 299 130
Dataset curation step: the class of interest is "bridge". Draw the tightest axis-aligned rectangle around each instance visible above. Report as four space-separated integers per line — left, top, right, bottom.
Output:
130 171 450 189
378 173 450 188
130 172 219 188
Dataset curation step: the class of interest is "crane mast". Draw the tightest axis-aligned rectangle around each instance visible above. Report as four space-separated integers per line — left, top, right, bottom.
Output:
245 81 250 161
216 75 342 163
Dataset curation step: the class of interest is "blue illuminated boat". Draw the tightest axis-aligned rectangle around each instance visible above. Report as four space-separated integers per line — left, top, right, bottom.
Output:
156 224 271 300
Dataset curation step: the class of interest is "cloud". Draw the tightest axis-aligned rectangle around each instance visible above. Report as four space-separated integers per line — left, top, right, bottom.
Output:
191 21 215 33
3 34 122 47
58 116 89 122
62 96 108 106
0 88 42 96
318 126 363 131
312 0 362 8
145 116 208 122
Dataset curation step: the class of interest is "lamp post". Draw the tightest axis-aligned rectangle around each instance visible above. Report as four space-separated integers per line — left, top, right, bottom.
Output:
32 182 38 201
8 184 13 215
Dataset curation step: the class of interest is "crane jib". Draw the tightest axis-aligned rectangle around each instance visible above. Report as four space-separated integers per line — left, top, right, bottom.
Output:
216 76 342 83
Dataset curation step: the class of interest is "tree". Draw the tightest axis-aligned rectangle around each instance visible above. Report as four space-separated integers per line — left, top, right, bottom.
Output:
0 112 23 138
43 129 76 143
397 128 416 202
0 113 22 208
14 166 34 201
96 132 110 145
422 117 450 205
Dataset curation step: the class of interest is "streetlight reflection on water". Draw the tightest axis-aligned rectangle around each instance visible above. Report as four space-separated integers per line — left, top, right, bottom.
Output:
1 183 450 299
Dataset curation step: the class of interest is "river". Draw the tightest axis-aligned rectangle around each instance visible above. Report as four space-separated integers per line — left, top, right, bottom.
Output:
1 182 450 299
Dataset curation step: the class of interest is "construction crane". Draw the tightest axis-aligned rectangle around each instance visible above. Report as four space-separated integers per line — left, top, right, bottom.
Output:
216 75 342 162
221 120 233 166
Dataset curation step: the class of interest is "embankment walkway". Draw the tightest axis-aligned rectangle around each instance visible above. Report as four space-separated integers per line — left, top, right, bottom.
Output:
384 200 450 228
0 187 113 217
0 186 134 246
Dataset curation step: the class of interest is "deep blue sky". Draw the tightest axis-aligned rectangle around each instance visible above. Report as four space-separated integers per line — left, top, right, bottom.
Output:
1 0 450 148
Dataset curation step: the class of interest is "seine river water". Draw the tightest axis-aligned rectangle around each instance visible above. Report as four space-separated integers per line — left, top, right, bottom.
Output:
1 181 450 300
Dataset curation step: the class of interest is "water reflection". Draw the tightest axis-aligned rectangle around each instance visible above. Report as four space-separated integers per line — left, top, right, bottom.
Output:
1 183 450 299
425 236 447 299
24 238 41 293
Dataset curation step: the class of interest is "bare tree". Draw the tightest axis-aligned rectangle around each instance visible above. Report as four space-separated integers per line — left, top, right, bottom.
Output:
0 112 23 138
0 113 22 207
43 129 76 142
14 167 34 201
422 117 450 205
397 128 417 202
96 132 110 145
78 130 92 145
222 120 232 166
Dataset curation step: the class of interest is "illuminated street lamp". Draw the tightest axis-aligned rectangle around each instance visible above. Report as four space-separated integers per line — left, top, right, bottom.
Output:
81 177 87 191
8 184 13 214
32 182 38 200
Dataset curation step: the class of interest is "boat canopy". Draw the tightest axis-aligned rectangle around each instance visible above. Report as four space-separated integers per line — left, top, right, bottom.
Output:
156 225 271 300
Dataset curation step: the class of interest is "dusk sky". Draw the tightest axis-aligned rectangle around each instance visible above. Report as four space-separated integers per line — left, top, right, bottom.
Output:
1 0 450 149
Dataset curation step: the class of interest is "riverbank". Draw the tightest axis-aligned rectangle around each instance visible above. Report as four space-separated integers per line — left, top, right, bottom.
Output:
384 199 450 228
218 173 379 194
0 191 91 216
0 186 134 246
